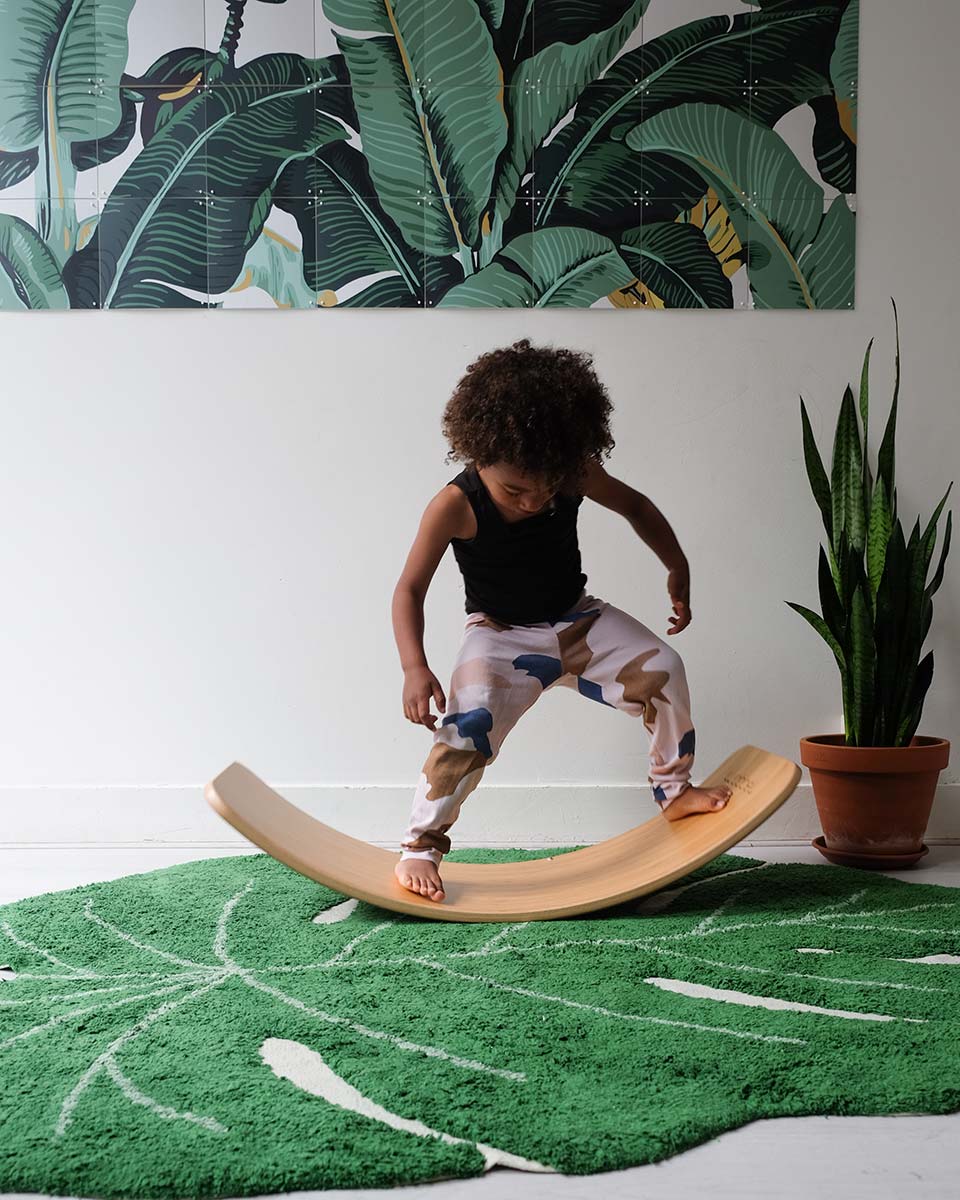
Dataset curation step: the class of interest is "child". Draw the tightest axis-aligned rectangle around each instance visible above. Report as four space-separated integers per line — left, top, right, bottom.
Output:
392 339 731 903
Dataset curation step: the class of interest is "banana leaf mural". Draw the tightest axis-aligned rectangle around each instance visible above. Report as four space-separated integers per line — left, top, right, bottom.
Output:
0 0 858 310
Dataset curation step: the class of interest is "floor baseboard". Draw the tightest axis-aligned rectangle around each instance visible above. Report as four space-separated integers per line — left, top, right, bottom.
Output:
1 781 957 846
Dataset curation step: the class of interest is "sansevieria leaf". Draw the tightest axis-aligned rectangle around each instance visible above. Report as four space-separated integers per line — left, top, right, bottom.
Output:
849 577 875 744
876 298 901 506
830 384 865 553
799 396 833 543
817 543 845 643
858 334 874 525
866 478 892 608
784 602 845 674
925 510 953 600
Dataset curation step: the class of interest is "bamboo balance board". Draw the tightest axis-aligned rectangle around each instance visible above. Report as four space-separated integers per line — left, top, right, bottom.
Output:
204 745 800 923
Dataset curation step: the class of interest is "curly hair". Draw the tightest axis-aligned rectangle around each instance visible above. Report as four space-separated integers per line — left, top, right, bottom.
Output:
441 339 615 490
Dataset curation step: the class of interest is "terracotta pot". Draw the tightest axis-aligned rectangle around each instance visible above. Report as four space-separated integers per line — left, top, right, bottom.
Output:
799 734 950 866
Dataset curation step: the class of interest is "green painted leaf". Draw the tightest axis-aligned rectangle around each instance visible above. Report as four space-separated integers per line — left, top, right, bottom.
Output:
324 0 508 257
72 91 139 171
796 195 855 309
618 222 732 309
0 149 39 191
224 226 319 309
830 0 858 144
64 58 348 309
535 6 841 225
0 214 69 309
0 0 134 149
438 226 633 307
476 0 506 32
496 0 649 220
0 0 136 260
434 261 533 307
535 140 706 238
809 92 856 194
275 144 425 307
624 104 824 309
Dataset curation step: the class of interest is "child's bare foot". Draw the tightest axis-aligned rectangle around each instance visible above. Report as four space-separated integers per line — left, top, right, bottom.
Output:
395 859 446 902
661 783 733 821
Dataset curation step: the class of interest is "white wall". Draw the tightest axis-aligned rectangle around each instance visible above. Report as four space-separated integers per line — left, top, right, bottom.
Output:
1 1 958 845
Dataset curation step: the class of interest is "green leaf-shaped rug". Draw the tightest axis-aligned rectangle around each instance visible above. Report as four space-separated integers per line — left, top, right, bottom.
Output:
2 848 959 1195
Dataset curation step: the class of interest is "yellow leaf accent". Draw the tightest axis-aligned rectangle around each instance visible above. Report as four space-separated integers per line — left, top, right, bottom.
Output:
229 268 254 293
608 282 664 309
158 74 203 102
76 217 97 251
679 188 744 278
264 227 298 254
837 98 857 144
318 289 338 307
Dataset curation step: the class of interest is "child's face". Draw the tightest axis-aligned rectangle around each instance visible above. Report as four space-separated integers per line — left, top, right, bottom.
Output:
483 462 560 516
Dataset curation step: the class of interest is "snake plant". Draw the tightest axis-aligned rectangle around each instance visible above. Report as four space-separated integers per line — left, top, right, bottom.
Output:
788 298 953 747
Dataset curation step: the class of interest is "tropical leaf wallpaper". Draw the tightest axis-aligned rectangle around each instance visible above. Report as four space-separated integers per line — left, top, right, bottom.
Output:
0 0 858 310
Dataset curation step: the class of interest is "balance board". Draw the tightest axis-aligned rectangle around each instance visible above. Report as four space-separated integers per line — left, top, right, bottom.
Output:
204 745 800 923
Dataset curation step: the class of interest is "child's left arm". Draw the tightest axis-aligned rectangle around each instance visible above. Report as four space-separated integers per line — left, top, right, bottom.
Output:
579 458 691 635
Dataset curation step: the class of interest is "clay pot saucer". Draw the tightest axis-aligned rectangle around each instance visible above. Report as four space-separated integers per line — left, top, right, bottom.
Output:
811 835 930 870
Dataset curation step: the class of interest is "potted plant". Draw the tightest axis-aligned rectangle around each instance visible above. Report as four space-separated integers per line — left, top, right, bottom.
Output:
788 298 952 868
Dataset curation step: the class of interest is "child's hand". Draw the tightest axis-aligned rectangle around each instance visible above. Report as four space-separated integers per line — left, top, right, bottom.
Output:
666 563 691 635
402 666 447 730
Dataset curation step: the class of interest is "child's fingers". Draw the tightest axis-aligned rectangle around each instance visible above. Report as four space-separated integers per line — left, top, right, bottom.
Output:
432 682 446 712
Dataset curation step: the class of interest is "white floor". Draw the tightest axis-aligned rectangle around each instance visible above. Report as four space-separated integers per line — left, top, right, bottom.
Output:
2 841 959 1200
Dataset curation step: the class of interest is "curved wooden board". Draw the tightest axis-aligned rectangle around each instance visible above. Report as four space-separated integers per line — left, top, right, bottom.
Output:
205 745 800 922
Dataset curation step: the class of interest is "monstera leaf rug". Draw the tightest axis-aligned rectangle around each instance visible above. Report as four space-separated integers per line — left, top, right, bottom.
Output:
2 847 959 1196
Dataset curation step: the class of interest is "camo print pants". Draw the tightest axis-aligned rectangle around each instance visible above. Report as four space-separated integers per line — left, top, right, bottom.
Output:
399 590 697 865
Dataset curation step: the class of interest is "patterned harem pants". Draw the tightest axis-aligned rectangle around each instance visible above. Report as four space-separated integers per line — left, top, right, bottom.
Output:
399 590 696 864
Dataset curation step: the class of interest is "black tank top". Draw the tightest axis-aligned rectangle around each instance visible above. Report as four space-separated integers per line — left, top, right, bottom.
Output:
448 464 588 625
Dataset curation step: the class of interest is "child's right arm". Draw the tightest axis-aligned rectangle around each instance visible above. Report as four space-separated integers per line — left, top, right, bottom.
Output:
392 485 472 730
